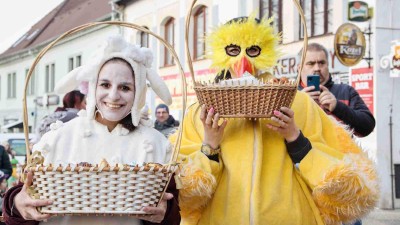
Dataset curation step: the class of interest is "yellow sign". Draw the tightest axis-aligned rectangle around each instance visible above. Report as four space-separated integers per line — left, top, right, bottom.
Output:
334 23 366 67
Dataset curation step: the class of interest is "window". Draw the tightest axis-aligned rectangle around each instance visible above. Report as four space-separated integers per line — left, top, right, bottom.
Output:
45 63 55 93
194 6 207 60
68 57 74 72
76 55 81 67
300 0 333 38
68 55 82 72
7 72 16 98
164 18 175 66
25 69 35 95
139 26 149 48
260 0 282 35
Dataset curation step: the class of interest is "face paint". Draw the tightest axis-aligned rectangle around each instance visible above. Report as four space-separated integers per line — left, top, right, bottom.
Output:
95 60 135 129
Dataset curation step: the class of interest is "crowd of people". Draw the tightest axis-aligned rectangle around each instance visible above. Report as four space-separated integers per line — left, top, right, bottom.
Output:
0 15 378 225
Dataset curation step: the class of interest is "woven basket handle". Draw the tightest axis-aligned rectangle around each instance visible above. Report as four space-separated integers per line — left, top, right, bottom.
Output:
184 0 308 87
22 21 187 164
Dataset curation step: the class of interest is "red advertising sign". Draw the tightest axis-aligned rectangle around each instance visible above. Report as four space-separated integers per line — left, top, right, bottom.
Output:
350 67 374 115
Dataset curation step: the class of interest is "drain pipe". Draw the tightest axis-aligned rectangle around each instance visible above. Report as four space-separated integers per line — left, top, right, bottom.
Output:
389 104 395 209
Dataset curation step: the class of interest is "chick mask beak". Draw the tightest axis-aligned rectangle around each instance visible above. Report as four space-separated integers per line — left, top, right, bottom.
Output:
232 56 255 78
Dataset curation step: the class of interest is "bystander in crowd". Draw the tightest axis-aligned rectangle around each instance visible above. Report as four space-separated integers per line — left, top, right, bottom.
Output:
298 43 375 137
154 104 179 137
35 90 86 140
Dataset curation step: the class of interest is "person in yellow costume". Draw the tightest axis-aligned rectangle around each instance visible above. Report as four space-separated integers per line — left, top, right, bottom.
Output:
174 16 379 225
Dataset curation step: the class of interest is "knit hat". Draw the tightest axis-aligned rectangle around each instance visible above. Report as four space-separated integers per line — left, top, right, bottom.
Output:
155 103 169 114
54 35 172 126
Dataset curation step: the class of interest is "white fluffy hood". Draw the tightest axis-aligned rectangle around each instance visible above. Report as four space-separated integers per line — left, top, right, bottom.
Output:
54 35 172 126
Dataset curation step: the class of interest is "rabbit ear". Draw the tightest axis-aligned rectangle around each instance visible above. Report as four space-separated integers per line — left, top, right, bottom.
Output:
146 68 172 105
54 66 83 94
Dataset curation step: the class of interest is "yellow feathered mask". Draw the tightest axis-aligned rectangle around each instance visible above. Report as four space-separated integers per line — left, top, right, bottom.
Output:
207 16 281 78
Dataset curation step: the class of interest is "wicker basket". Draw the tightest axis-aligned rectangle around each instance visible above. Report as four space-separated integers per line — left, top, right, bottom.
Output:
185 0 308 118
27 164 177 215
193 81 297 118
21 21 187 216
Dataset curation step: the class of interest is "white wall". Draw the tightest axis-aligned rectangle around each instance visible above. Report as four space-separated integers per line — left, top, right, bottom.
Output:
373 0 400 209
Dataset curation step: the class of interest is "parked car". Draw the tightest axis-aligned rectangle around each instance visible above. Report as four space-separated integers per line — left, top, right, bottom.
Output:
0 133 35 165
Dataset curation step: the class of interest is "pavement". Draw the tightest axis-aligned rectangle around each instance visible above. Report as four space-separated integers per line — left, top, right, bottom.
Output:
363 208 400 225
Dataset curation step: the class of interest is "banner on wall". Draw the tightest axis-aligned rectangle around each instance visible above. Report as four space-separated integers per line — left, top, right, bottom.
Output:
350 67 374 115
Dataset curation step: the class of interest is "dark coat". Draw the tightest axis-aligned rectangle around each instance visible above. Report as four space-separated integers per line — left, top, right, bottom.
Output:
299 76 375 137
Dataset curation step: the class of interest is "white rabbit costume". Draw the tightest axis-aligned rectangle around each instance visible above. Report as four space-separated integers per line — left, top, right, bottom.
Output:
32 36 172 225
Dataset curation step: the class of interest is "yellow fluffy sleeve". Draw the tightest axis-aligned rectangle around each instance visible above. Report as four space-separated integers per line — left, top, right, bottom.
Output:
293 92 379 225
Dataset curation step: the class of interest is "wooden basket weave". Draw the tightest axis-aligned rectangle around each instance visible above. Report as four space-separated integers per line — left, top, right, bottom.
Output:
193 82 297 118
21 21 187 216
27 164 177 215
185 0 308 118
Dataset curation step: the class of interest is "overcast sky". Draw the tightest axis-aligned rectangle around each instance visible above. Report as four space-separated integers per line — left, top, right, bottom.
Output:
0 0 64 53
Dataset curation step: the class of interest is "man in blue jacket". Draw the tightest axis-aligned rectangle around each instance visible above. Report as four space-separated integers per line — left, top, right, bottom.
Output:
298 43 375 137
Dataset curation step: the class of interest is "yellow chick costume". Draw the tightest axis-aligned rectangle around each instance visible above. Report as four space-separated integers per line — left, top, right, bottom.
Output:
175 16 379 225
177 93 378 225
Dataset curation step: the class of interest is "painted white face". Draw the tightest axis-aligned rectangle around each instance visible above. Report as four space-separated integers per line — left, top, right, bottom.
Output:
95 60 135 129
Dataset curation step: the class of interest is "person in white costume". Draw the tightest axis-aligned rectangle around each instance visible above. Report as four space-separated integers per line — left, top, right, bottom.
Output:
2 36 181 225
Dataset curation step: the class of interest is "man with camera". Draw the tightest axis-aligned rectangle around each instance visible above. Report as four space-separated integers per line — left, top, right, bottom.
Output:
298 43 375 137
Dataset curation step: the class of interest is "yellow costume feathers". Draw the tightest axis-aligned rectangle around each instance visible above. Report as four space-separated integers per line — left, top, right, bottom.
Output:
206 15 281 75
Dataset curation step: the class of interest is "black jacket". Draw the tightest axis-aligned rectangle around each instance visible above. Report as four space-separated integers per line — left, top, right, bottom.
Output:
299 76 375 137
0 145 12 177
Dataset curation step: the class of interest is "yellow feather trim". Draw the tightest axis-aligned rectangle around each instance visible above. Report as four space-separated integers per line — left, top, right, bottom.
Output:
206 15 281 73
328 115 362 154
313 153 379 225
178 160 217 224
